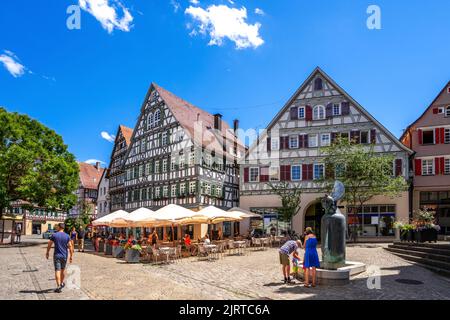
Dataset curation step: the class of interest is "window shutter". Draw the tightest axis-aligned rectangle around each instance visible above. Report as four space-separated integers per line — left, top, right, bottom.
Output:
302 164 313 180
167 130 171 144
440 128 445 144
435 158 441 175
290 107 299 120
418 129 423 145
326 103 333 118
435 128 441 144
395 159 403 177
305 105 313 121
244 168 249 182
433 108 439 114
267 137 271 151
308 164 314 180
280 165 291 181
299 135 304 148
260 167 269 182
331 132 338 144
440 157 445 174
341 102 350 115
370 129 376 144
415 159 422 176
304 134 309 148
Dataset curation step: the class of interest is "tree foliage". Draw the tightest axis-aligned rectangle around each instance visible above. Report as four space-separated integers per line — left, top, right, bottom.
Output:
320 137 408 240
0 107 79 217
267 181 302 228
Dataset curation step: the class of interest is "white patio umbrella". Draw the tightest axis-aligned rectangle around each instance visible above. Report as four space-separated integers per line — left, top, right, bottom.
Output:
151 204 198 243
92 210 130 227
112 207 156 227
228 207 261 218
192 206 243 224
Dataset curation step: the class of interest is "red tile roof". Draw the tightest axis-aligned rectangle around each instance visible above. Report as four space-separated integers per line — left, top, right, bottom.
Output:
153 83 245 158
79 162 105 190
119 125 133 146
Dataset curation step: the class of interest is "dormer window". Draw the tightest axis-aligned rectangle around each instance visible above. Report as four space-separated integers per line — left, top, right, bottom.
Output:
314 78 323 91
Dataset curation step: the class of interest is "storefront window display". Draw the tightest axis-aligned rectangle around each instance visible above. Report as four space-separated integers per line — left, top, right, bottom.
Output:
347 205 396 237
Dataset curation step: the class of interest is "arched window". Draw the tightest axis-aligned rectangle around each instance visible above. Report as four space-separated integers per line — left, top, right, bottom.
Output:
154 109 161 126
313 105 325 120
314 78 323 91
147 113 153 129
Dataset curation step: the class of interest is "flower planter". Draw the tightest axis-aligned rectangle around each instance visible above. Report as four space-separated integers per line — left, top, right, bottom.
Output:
113 246 125 258
105 243 113 255
415 229 438 243
125 249 141 263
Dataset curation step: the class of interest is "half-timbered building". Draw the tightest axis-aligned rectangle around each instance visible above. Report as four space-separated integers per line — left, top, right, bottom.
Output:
123 83 244 239
240 67 413 240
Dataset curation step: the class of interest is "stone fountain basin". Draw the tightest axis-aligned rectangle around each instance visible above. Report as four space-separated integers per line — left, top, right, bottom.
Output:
296 261 366 285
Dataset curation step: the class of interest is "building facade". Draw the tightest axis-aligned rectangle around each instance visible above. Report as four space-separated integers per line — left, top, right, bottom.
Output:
69 162 105 218
97 169 110 218
401 81 450 236
240 68 413 240
107 125 133 212
122 83 243 239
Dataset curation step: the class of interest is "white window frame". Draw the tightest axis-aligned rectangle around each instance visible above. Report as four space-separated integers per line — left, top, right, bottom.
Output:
313 163 325 180
162 159 168 172
269 166 280 181
360 130 370 144
179 157 185 170
189 181 196 194
170 158 176 171
271 137 279 151
313 105 325 120
205 154 212 167
180 183 186 195
162 132 168 146
333 103 341 116
147 113 153 129
163 185 169 197
189 152 195 166
309 134 318 148
422 129 435 145
422 159 434 176
289 136 299 149
444 158 450 175
320 133 331 147
154 161 160 173
291 165 302 181
249 167 260 182
155 186 160 197
445 128 450 144
171 185 177 197
446 106 450 117
154 109 161 126
298 107 306 119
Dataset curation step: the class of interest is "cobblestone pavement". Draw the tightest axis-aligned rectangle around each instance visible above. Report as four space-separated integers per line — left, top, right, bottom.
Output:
1 236 450 300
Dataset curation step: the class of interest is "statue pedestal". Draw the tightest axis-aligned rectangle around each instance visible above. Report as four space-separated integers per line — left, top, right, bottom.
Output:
295 261 366 286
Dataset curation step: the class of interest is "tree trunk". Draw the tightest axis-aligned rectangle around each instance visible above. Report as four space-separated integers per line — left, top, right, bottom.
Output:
0 206 4 244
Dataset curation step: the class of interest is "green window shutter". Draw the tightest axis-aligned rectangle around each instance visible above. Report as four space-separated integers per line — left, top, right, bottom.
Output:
159 133 162 146
167 130 171 144
196 181 200 194
176 183 180 196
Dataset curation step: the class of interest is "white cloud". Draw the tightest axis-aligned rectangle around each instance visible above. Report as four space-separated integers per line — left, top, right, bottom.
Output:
101 131 116 143
170 0 180 13
189 0 200 4
85 159 106 165
79 0 133 33
185 5 264 49
255 8 265 16
0 50 26 78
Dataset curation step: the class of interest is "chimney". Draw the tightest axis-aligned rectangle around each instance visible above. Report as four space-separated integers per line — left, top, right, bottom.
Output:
213 113 222 131
95 162 100 170
233 119 239 133
233 119 239 158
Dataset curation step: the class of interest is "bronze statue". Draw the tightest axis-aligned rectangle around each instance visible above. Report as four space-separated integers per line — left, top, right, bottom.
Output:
321 181 346 270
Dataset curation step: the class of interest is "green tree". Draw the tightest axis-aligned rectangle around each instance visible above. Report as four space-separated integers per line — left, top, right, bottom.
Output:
64 200 93 232
320 137 408 242
0 107 79 223
268 181 302 232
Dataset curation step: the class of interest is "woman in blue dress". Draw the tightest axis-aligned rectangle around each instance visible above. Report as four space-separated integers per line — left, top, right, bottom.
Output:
303 227 320 287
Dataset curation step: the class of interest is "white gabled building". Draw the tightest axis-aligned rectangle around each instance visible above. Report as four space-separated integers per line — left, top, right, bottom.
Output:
240 67 413 240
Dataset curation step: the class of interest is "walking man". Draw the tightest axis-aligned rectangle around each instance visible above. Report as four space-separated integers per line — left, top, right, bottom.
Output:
279 239 303 284
77 227 85 252
46 223 73 293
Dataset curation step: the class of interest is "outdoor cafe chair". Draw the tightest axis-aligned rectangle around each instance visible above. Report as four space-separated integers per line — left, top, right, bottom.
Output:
227 239 235 255
151 246 161 264
197 245 209 261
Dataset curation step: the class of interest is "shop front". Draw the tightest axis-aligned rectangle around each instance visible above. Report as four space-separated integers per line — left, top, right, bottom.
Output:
347 204 396 238
248 208 289 237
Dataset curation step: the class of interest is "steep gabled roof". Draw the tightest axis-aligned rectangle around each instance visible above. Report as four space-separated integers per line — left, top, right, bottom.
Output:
246 67 413 156
400 80 450 142
79 162 105 190
119 125 133 146
128 83 244 159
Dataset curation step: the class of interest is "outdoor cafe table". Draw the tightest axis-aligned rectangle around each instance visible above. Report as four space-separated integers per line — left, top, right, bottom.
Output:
204 244 218 260
233 241 246 255
259 238 270 250
159 247 171 263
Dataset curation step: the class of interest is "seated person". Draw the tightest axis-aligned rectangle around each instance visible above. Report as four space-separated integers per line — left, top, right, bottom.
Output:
203 234 211 245
183 234 191 246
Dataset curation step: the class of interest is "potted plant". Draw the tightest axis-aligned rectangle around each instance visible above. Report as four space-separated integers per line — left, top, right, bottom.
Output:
105 239 114 255
112 240 125 258
400 224 415 242
412 209 440 243
125 243 142 263
98 238 105 252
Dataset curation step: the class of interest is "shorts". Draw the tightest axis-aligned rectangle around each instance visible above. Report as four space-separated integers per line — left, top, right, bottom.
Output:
279 252 290 266
53 257 67 271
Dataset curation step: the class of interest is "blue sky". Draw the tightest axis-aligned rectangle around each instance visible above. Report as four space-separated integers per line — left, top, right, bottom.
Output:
1 0 450 166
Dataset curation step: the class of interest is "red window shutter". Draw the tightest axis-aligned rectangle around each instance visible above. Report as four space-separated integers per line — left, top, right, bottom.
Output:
260 167 269 182
290 107 298 120
299 135 304 148
244 167 249 182
341 102 350 115
302 164 309 180
433 108 439 114
418 129 423 145
308 164 314 180
280 166 286 181
415 159 422 176
440 128 445 144
440 157 445 174
282 137 289 150
395 159 403 177
304 134 309 148
435 158 441 175
305 105 313 121
435 128 441 144
370 129 376 144
267 137 271 151
285 165 291 181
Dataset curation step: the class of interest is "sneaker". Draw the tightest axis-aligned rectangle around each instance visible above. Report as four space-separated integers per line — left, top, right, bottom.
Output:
54 287 62 293
60 282 65 289
283 277 287 284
